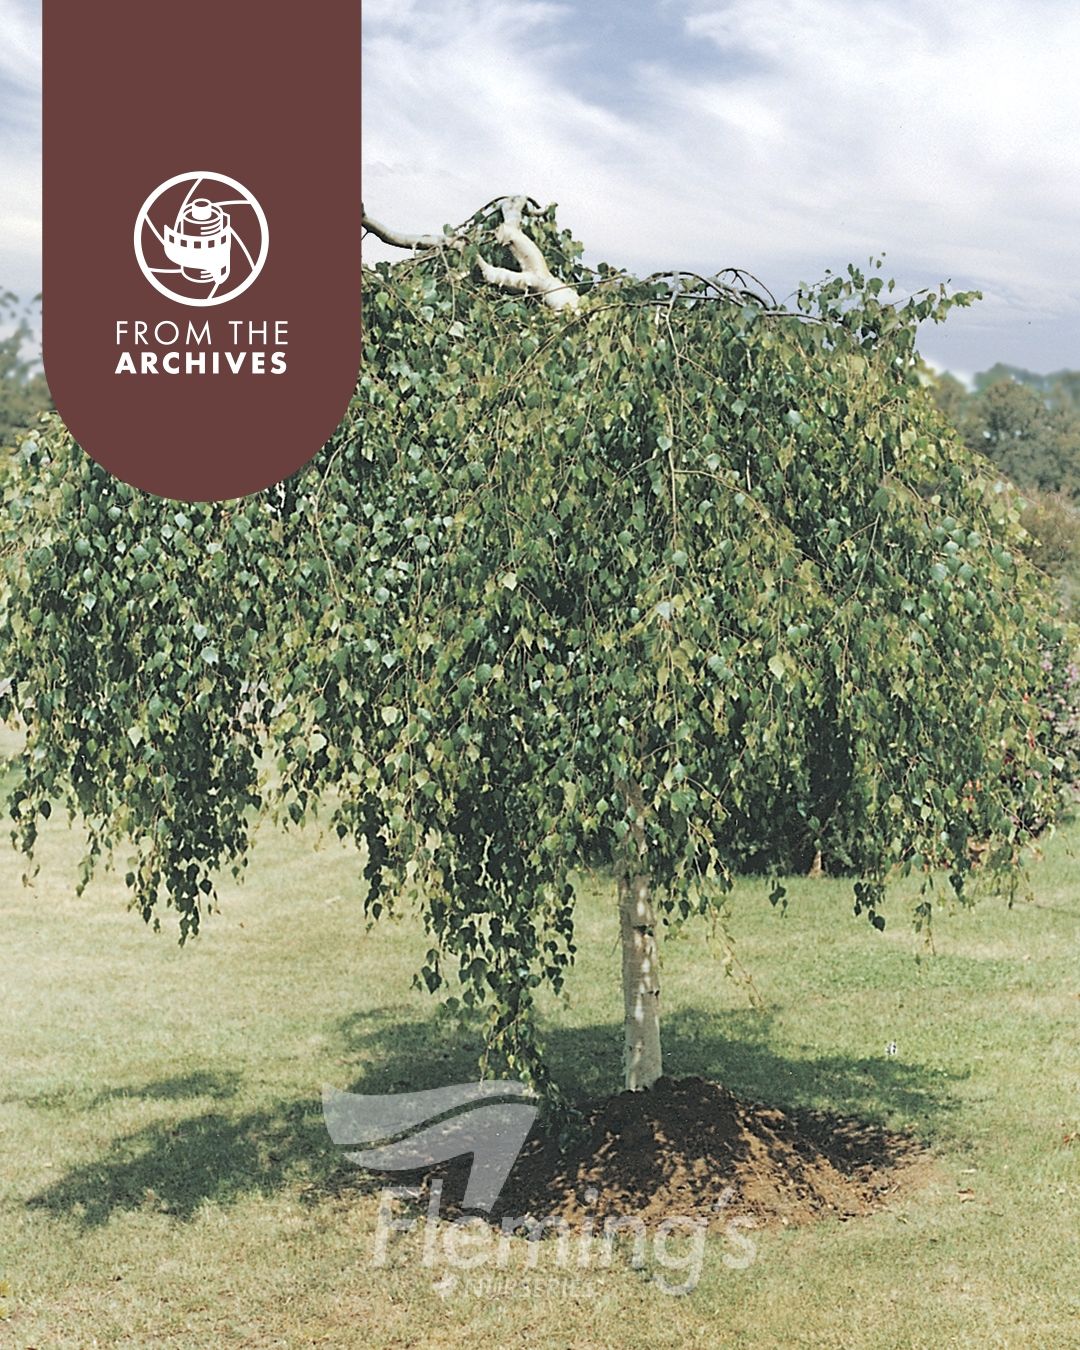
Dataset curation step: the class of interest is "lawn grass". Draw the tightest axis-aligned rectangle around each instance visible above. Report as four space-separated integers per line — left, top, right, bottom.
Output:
1 732 1078 1347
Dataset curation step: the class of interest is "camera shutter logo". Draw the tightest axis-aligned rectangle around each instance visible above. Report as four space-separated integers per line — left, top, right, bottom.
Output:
134 171 269 308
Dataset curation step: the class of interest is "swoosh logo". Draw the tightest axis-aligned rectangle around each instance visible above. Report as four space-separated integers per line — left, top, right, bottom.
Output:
322 1081 539 1211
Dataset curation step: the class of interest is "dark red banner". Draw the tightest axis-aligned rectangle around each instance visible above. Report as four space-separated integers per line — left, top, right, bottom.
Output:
43 1 361 501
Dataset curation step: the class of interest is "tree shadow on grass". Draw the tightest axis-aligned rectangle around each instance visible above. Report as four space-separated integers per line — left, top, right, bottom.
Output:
6 1069 242 1112
88 1070 243 1106
25 1005 964 1228
27 1098 330 1226
337 1003 965 1130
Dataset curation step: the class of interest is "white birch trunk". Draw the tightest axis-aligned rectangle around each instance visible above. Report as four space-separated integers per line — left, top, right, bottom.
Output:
618 866 662 1090
615 779 662 1090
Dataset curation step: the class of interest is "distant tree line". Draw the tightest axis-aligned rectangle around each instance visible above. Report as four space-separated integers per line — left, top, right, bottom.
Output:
929 363 1080 617
0 292 51 454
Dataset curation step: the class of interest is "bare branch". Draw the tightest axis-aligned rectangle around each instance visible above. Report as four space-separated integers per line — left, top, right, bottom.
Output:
362 194 579 311
476 196 579 313
362 207 461 252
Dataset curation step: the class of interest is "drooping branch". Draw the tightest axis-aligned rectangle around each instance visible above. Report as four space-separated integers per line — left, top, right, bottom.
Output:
363 195 580 313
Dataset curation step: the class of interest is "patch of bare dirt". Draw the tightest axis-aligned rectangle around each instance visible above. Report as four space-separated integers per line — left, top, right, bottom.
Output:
482 1075 932 1230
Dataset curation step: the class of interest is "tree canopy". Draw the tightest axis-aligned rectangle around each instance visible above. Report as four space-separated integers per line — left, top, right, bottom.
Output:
2 199 1076 1092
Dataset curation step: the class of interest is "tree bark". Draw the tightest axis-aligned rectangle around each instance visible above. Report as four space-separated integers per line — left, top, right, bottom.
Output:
615 781 662 1091
362 196 579 312
361 207 458 252
617 864 662 1090
476 197 579 312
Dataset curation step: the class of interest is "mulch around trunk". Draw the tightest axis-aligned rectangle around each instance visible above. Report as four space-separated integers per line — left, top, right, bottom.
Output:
471 1075 934 1231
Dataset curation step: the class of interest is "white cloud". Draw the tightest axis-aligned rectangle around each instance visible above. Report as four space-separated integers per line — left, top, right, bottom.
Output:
362 0 644 259
0 0 1076 370
0 0 42 300
680 1 1080 289
362 0 1080 371
0 0 39 102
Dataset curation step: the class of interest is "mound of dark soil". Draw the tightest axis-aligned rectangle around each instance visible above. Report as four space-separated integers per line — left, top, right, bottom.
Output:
482 1076 931 1230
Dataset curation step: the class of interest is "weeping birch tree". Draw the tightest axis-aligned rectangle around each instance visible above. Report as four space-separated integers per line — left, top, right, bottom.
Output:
2 196 1073 1099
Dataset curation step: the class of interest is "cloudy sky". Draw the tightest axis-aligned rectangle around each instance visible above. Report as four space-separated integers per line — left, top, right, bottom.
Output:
367 0 1080 381
2 0 1077 378
0 0 38 305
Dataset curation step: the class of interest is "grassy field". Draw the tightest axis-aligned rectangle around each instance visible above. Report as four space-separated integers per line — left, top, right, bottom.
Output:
1 734 1078 1347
